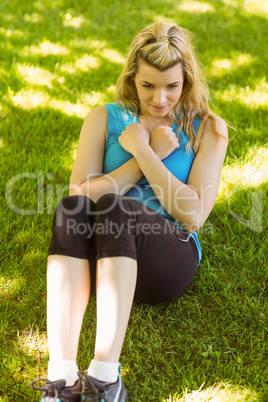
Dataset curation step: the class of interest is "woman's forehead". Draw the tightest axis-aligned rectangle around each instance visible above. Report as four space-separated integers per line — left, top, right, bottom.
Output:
136 61 183 82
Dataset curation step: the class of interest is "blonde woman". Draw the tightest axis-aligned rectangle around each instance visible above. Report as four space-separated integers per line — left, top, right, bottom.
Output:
32 21 228 402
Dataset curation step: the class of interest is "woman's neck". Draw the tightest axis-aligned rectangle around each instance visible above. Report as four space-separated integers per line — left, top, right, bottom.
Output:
138 115 173 133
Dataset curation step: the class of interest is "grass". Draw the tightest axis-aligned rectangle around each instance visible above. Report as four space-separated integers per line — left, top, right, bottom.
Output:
0 0 267 400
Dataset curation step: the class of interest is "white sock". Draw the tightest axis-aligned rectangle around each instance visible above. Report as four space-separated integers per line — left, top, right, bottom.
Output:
48 360 79 387
87 360 119 383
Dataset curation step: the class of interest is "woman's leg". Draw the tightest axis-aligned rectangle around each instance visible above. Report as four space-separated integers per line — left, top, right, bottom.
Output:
83 194 139 384
94 256 137 363
46 195 96 385
94 194 199 306
47 255 90 361
77 194 198 400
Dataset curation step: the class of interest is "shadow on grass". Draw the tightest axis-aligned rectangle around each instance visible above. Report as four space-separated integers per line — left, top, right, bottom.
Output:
0 0 267 161
0 0 267 85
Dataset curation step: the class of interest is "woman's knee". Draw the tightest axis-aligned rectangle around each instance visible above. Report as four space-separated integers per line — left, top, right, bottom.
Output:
53 195 95 227
95 193 120 212
95 193 134 218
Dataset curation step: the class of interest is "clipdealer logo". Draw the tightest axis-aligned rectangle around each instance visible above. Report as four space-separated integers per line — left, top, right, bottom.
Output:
5 172 70 215
5 169 264 233
227 169 263 232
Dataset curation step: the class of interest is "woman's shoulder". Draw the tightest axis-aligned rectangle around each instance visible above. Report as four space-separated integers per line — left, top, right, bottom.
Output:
213 115 229 139
196 116 228 158
200 115 228 142
85 103 122 120
85 104 108 122
83 103 133 131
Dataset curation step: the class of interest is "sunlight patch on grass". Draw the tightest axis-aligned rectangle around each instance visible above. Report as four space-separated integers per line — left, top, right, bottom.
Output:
10 88 105 117
164 382 258 401
34 0 62 11
60 55 100 74
263 1 268 11
153 15 177 23
18 329 48 356
243 0 268 14
24 13 41 23
219 145 268 197
11 89 50 109
0 27 24 38
62 12 85 28
107 84 116 97
69 38 107 51
59 49 124 75
16 64 65 88
207 54 255 78
0 137 4 148
21 40 70 57
75 55 100 70
222 0 268 15
3 14 15 22
216 78 268 108
78 91 108 107
178 1 215 13
102 49 125 65
48 99 92 118
0 276 20 297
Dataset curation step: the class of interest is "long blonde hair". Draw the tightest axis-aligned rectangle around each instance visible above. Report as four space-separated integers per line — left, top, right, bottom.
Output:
115 21 228 153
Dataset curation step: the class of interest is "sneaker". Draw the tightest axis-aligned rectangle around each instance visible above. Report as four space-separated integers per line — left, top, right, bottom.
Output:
31 378 82 401
78 370 129 402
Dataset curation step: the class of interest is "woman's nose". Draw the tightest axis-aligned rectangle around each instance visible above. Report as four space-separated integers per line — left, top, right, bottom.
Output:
153 89 166 105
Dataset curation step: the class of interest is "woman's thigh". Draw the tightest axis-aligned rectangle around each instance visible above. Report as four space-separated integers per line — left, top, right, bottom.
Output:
48 194 199 303
94 194 199 304
133 209 199 304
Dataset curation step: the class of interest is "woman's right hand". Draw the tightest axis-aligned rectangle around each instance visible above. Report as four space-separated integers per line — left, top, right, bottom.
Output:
119 122 150 156
150 125 180 160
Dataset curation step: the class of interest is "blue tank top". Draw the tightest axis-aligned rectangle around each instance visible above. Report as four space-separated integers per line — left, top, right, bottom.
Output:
103 103 202 265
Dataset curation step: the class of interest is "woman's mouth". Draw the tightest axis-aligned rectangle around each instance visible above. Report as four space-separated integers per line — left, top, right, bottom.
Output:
151 105 167 111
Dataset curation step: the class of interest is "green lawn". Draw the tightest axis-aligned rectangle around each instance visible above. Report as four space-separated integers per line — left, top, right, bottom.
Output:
0 0 267 401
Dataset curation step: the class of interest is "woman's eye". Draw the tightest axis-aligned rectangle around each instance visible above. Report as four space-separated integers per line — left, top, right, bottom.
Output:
141 84 178 89
142 84 153 88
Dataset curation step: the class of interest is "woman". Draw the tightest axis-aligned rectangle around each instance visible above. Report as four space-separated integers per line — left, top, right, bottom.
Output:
32 21 228 401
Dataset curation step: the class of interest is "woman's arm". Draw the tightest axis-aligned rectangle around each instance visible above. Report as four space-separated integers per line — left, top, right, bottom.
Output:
69 106 148 202
120 117 228 232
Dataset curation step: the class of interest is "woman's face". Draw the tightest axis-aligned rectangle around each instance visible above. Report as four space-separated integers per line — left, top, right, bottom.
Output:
134 60 184 117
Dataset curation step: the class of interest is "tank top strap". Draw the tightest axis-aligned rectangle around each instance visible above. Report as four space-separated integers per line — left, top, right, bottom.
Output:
105 103 136 146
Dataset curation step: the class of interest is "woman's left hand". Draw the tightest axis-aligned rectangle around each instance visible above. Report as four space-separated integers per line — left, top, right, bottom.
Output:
119 123 150 156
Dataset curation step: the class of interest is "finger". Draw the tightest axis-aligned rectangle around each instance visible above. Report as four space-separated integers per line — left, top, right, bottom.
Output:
166 126 174 132
167 132 177 140
171 137 179 146
118 134 124 143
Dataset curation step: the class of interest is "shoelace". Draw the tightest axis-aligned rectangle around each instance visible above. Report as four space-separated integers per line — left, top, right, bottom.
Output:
31 378 77 402
32 378 58 396
78 371 107 400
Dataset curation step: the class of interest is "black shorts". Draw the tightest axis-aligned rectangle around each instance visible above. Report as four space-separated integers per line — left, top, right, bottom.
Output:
48 194 199 304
